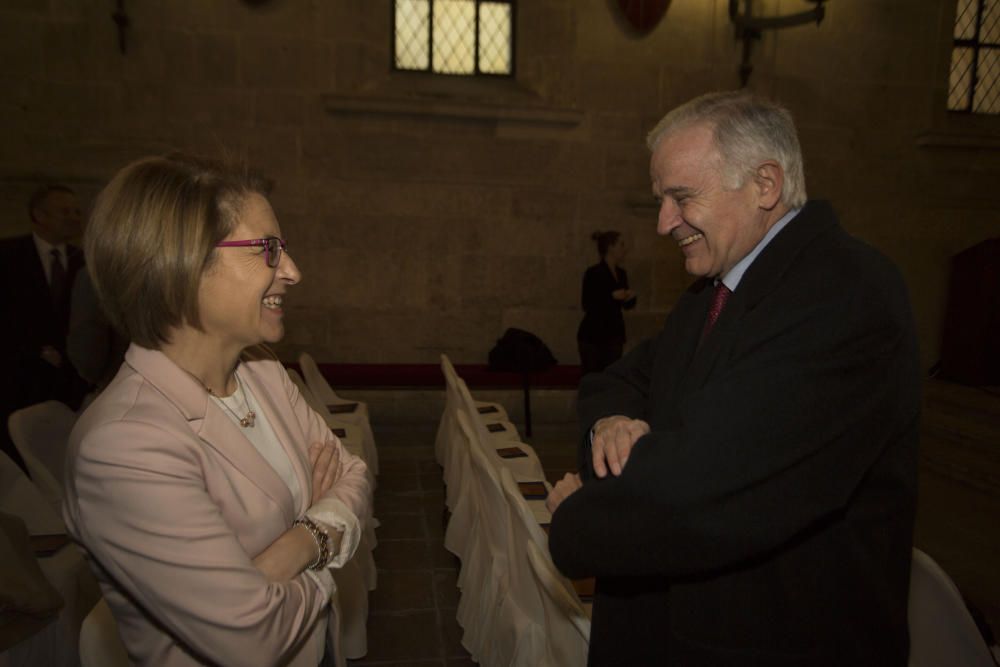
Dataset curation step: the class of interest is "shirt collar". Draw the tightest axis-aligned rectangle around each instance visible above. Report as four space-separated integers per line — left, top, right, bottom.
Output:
33 232 66 259
719 207 801 291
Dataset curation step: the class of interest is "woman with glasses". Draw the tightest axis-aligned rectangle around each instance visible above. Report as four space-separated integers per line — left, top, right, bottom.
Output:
63 154 370 666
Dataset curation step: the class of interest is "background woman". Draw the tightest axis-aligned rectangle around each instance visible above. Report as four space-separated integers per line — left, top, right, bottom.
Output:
63 154 370 666
577 230 636 375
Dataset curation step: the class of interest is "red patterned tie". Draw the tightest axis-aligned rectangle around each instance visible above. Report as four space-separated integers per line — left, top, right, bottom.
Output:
700 283 732 342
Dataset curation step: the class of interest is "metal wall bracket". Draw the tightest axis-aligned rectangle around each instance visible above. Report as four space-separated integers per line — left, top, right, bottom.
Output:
729 0 827 87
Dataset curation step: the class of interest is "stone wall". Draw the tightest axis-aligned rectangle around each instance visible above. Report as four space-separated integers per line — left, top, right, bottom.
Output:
1 0 997 368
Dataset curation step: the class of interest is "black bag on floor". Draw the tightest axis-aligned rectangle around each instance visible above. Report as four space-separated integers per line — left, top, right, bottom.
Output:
488 328 557 374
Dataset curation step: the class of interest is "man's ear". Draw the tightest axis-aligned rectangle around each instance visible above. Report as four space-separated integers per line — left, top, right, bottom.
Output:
753 161 784 210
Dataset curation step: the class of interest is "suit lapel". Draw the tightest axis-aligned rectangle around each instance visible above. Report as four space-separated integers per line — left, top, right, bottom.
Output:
680 201 839 393
124 345 296 518
648 281 713 411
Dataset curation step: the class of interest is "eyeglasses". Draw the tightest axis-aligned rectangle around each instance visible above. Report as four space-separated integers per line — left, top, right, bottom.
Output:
215 236 287 268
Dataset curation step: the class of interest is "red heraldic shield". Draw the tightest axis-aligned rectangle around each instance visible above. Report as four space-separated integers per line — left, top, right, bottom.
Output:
616 0 669 34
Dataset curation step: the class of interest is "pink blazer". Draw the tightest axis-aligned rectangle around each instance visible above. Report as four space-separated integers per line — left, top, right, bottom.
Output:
64 344 370 666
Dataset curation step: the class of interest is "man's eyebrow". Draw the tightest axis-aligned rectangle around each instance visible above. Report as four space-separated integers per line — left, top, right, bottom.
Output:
659 186 697 198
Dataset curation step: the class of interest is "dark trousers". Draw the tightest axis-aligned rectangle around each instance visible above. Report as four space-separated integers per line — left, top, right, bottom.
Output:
578 339 624 377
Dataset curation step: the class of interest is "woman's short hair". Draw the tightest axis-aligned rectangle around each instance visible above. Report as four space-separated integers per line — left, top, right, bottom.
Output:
591 230 621 259
646 91 807 209
85 153 269 349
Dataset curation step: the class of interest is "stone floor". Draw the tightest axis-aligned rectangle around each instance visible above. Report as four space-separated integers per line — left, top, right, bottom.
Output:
350 378 1000 664
346 432 473 667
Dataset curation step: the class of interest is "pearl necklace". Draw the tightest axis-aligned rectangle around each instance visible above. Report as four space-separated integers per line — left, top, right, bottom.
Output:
206 372 256 428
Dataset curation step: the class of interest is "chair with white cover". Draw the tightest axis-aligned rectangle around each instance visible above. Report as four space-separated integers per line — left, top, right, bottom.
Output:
298 352 378 475
0 451 101 667
287 369 379 658
460 411 544 667
79 598 129 667
435 354 512 466
442 375 528 514
442 354 511 422
442 386 544 574
908 548 997 667
0 450 65 538
454 376 540 478
526 540 591 667
8 400 78 506
497 466 550 665
288 370 370 469
434 354 520 473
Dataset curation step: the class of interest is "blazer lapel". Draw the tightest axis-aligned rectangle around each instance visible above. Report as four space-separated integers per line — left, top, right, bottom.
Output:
124 345 296 518
240 358 313 517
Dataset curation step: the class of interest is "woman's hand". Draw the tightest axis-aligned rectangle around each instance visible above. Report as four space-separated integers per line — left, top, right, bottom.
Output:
612 288 636 301
308 441 341 505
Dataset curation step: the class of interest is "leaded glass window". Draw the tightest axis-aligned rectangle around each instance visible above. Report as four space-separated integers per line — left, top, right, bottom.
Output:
394 0 514 76
949 0 1000 114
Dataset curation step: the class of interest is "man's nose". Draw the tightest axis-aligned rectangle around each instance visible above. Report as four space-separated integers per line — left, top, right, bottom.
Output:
656 199 680 236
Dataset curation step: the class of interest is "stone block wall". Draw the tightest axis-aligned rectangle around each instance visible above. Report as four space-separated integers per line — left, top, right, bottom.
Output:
1 0 997 368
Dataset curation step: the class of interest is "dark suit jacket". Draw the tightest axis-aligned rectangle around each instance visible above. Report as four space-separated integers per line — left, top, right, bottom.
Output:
0 234 86 412
577 262 636 344
549 201 921 666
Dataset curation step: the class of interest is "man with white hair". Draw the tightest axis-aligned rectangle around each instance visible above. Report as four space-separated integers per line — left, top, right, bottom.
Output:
547 92 920 665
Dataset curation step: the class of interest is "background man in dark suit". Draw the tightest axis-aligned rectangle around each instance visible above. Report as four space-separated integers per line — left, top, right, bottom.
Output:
0 184 87 469
546 92 920 665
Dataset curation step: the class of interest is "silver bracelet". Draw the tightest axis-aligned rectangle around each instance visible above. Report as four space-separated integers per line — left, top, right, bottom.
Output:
295 516 332 571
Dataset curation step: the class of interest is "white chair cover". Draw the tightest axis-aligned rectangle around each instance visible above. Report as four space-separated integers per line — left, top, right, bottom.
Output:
454 377 540 479
7 401 77 508
0 451 64 537
79 598 128 667
288 370 372 474
908 548 996 667
284 370 379 659
287 368 378 585
441 370 544 589
463 413 549 667
0 452 100 667
497 466 550 665
298 353 378 475
435 354 512 464
330 557 370 660
526 540 591 667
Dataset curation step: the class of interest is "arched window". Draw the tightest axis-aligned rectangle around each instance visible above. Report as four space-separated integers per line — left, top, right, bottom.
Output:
393 0 515 76
949 0 999 114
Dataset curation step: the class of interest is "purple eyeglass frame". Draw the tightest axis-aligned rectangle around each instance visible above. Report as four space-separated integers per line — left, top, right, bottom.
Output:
215 236 286 268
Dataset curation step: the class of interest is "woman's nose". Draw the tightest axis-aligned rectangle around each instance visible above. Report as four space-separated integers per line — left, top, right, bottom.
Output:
278 251 301 285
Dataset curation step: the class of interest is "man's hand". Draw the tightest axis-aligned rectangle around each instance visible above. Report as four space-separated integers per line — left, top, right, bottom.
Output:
309 440 341 505
546 472 582 514
591 415 650 478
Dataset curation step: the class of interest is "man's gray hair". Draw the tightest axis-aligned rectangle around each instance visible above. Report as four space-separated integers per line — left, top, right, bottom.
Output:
646 91 807 209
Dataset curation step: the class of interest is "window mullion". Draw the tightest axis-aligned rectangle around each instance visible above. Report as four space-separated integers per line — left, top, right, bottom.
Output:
429 0 436 73
474 1 481 75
